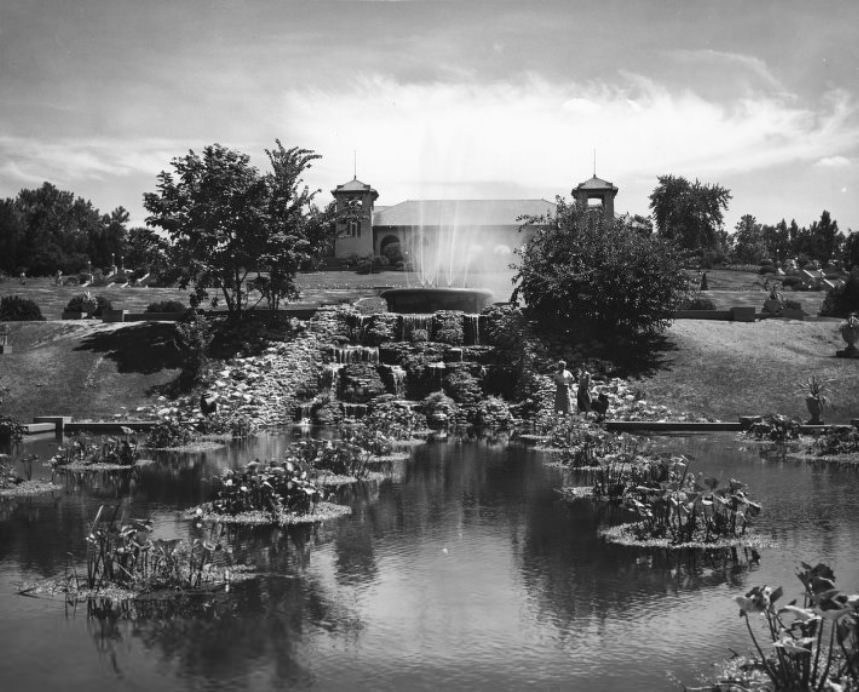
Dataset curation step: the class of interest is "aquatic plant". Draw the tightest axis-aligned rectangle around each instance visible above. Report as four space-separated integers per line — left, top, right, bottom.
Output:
291 438 371 480
146 420 194 448
718 562 859 692
811 427 859 457
52 431 139 467
748 414 802 443
84 504 231 592
212 458 322 518
622 455 761 545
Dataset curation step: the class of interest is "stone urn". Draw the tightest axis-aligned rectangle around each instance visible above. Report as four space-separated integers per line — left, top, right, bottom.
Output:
806 396 824 425
838 314 859 357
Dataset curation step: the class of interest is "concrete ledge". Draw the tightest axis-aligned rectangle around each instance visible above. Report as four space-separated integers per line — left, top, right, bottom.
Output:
64 421 158 433
606 420 742 432
673 310 732 320
22 422 58 434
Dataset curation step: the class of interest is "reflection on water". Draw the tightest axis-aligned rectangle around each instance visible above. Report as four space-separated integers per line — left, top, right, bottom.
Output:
2 433 859 690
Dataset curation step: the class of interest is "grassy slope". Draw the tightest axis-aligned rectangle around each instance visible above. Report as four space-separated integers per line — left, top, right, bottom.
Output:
633 320 857 422
0 322 181 421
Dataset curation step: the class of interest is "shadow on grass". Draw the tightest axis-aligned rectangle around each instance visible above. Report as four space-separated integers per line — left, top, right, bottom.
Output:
599 333 680 379
74 323 184 374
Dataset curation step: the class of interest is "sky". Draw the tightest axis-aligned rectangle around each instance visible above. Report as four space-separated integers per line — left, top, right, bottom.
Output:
1 0 858 233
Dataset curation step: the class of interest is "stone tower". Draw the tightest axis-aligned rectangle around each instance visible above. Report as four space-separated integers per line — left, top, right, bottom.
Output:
572 174 618 220
331 177 379 258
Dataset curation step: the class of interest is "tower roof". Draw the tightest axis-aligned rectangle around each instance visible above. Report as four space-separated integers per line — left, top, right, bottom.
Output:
332 177 378 197
574 175 618 192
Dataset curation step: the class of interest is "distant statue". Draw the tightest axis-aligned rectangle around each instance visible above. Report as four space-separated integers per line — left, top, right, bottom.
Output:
576 368 592 413
552 360 574 415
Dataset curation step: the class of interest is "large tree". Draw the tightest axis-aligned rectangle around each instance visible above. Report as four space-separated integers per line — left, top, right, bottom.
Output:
649 175 732 253
732 214 768 264
512 199 690 339
143 141 321 317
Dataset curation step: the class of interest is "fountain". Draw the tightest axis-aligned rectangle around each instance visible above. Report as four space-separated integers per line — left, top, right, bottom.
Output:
380 213 495 314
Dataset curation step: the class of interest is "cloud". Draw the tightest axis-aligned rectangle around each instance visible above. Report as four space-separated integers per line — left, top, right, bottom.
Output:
0 135 200 187
277 73 859 205
815 155 852 168
667 49 786 93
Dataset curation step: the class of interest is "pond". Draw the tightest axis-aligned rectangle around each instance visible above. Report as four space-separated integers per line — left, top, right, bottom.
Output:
2 432 859 690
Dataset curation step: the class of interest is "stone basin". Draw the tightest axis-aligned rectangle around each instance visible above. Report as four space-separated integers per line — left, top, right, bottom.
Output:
380 287 494 314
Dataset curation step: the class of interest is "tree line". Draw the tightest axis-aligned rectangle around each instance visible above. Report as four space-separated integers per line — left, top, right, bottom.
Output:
648 174 852 268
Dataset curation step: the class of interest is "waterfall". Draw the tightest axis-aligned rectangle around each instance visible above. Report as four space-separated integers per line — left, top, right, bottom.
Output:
341 402 368 420
330 345 380 364
321 363 344 391
381 364 407 397
464 314 481 345
400 314 434 341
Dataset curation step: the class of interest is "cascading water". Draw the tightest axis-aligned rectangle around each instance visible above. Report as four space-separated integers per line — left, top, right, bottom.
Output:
400 314 434 341
330 345 380 364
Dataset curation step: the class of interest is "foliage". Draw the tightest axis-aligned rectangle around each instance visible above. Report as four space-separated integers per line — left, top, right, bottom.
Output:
554 424 625 468
622 455 761 544
65 292 98 314
212 459 322 517
649 175 732 252
748 414 802 443
474 396 514 428
432 311 464 346
729 562 859 692
732 214 769 264
173 312 213 386
443 368 483 408
679 295 717 311
811 427 859 457
366 397 427 438
84 504 230 591
146 420 194 448
51 432 139 467
143 141 322 318
362 313 398 346
0 183 129 276
0 415 24 446
0 295 45 321
339 363 387 403
821 270 859 317
145 300 186 313
421 391 458 427
291 438 371 480
481 303 545 403
513 199 690 338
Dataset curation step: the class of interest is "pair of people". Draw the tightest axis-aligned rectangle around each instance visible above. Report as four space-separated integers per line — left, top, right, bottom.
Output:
553 360 592 415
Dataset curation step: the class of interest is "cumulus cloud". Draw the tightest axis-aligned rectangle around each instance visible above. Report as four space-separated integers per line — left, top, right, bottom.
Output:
815 155 852 168
278 73 859 205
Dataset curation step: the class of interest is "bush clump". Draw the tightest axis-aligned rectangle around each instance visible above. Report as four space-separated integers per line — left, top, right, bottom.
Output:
0 295 45 321
146 300 186 313
513 201 690 338
146 421 194 449
820 270 859 317
432 311 464 345
65 292 98 314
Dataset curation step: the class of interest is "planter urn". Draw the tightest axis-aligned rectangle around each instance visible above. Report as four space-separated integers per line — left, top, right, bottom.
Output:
806 396 824 425
838 316 859 358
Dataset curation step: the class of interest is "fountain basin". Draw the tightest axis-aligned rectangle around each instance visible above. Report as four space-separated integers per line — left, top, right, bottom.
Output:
380 287 494 314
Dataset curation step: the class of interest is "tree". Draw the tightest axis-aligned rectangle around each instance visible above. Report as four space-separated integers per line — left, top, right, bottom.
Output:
761 219 791 264
732 214 768 264
143 141 321 318
649 175 732 253
512 198 690 339
807 210 842 263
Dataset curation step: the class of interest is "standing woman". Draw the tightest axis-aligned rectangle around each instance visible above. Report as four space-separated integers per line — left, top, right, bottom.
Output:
576 367 592 414
553 360 574 415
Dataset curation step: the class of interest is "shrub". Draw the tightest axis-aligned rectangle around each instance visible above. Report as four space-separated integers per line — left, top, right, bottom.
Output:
339 363 387 403
678 295 717 310
146 300 186 313
146 420 194 448
363 313 398 346
747 414 802 443
421 391 458 427
820 270 859 317
513 201 690 338
65 292 98 314
0 295 45 321
93 295 112 317
781 275 803 289
173 313 213 385
432 311 464 345
758 265 777 275
443 368 482 407
474 396 513 428
0 415 23 446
